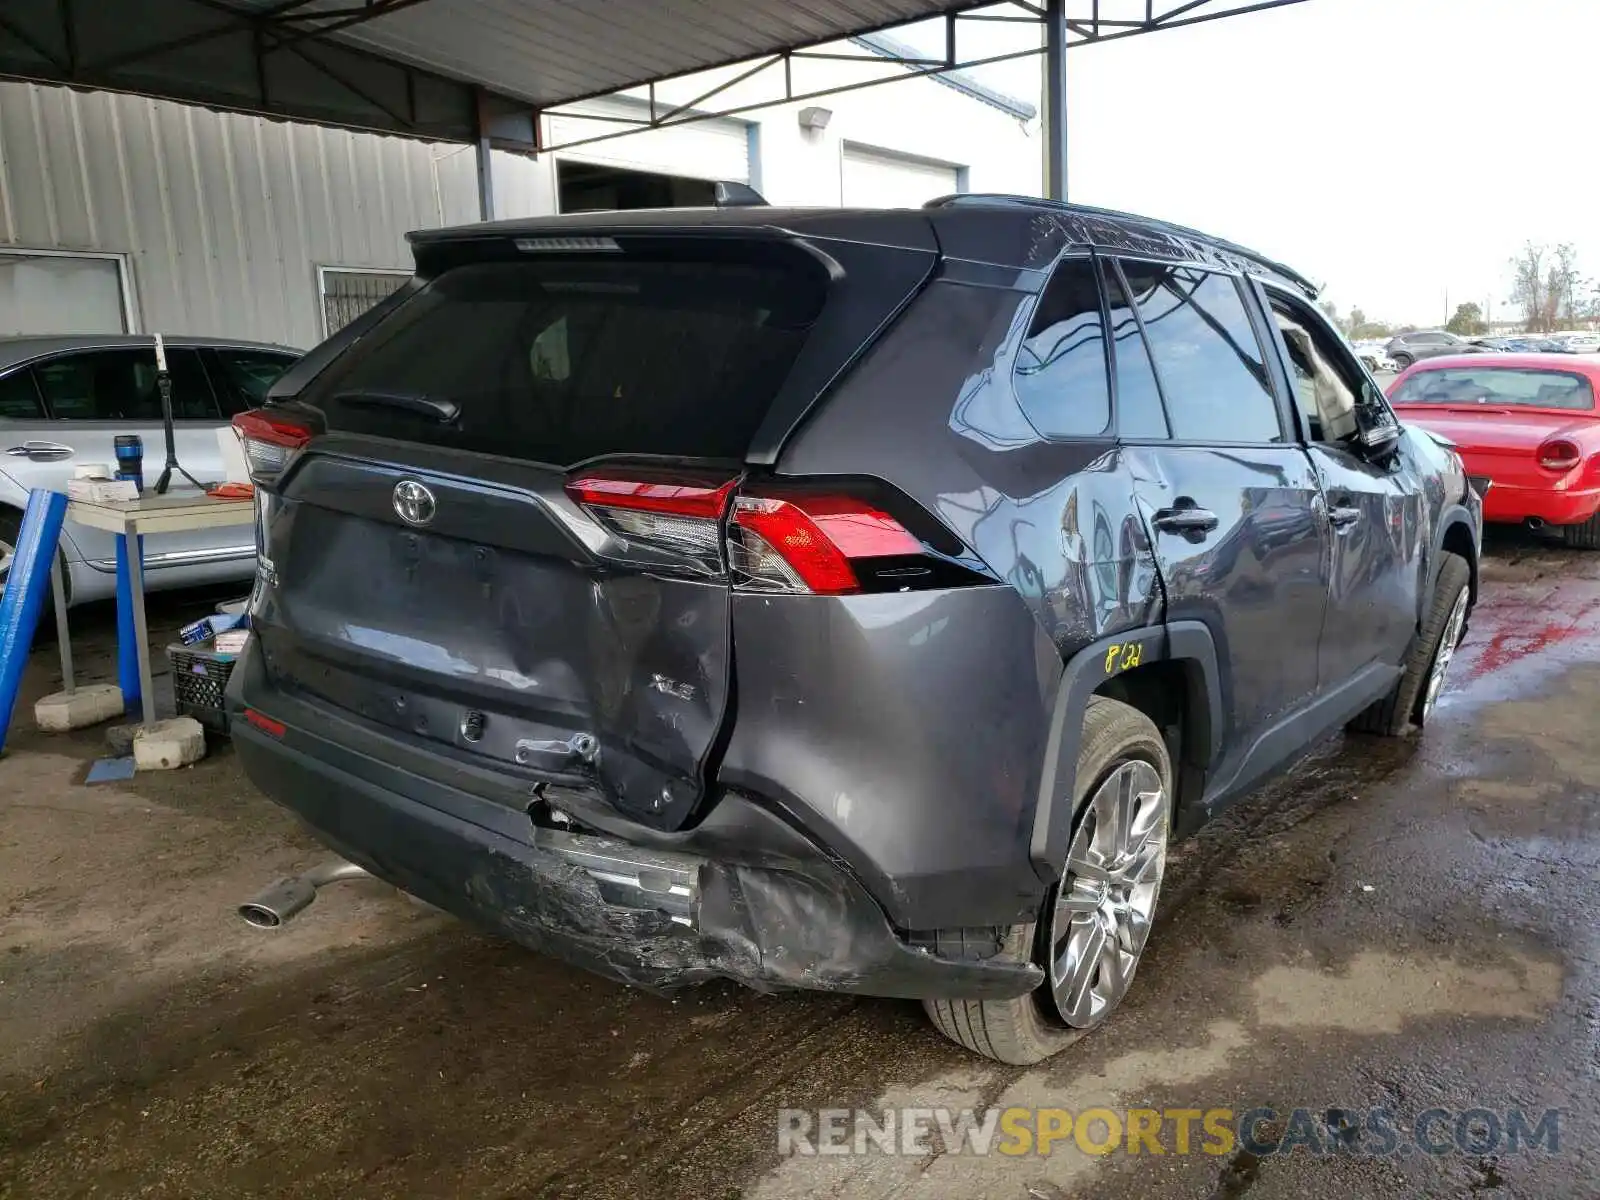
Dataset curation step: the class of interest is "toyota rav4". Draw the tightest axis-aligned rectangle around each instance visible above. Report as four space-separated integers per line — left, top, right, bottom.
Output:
228 198 1483 1063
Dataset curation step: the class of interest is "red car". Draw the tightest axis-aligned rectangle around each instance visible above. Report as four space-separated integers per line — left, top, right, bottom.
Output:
1388 353 1600 547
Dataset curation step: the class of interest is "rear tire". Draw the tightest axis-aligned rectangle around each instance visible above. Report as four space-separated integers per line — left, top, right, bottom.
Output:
923 697 1172 1064
1348 552 1471 736
1560 512 1600 549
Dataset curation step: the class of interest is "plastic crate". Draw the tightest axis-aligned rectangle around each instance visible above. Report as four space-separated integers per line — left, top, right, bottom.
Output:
167 643 237 735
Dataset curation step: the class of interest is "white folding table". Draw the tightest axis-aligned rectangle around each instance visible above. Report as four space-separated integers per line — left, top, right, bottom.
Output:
53 493 256 726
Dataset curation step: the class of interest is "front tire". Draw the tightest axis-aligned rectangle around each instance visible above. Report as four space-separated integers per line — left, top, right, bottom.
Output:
924 697 1172 1064
1391 352 1415 370
1348 552 1471 736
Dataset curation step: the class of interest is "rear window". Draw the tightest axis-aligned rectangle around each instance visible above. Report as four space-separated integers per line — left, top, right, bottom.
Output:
301 255 826 464
1391 367 1596 410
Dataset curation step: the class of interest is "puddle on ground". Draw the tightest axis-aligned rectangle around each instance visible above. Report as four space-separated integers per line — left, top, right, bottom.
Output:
1250 950 1562 1033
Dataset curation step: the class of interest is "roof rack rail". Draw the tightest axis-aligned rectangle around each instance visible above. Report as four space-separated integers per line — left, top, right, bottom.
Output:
925 194 1317 297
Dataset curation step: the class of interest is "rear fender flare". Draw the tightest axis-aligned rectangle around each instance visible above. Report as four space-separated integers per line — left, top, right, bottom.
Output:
1029 621 1222 885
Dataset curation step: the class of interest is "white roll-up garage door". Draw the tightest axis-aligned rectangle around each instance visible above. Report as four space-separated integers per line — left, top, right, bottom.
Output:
548 97 749 183
841 143 962 209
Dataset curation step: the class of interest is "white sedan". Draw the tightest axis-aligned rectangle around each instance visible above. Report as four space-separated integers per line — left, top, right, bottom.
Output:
1355 343 1397 374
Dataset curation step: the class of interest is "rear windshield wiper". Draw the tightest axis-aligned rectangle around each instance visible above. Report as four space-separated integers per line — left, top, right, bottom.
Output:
334 389 459 423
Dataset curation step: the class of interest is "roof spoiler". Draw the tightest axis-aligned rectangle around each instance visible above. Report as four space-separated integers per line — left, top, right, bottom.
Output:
714 181 768 208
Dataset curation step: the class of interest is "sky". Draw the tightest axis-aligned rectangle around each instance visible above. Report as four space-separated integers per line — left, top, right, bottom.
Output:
901 0 1600 327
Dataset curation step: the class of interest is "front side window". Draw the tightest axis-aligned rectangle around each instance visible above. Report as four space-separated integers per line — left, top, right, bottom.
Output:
33 348 216 421
1013 258 1112 438
1391 367 1596 411
0 369 43 419
1269 297 1365 443
1116 262 1282 443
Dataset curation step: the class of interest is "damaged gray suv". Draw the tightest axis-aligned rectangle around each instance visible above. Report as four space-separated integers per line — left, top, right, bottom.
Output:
229 198 1482 1063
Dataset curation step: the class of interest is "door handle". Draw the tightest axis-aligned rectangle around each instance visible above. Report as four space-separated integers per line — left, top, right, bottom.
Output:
6 441 74 461
1152 504 1220 534
1329 505 1362 530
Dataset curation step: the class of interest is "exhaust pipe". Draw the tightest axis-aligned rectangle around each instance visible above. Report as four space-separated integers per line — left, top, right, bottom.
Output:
239 859 371 929
1526 517 1546 531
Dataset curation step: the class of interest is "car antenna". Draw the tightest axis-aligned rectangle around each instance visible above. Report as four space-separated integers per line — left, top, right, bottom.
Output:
151 333 205 496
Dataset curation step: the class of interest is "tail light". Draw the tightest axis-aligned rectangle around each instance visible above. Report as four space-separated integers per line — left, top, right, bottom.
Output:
729 491 921 594
233 410 313 484
565 469 737 571
565 467 984 595
1537 438 1582 473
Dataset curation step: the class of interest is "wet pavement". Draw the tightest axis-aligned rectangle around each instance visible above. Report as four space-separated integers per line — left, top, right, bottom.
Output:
3 528 1599 1199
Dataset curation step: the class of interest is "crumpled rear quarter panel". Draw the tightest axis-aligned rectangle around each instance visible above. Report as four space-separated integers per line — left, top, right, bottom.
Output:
717 586 1063 930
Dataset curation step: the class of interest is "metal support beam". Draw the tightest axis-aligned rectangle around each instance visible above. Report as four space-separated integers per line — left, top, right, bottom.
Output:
475 88 496 222
1043 0 1068 201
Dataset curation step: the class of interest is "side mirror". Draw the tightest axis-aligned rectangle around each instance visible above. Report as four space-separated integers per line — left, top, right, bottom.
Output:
1354 383 1401 454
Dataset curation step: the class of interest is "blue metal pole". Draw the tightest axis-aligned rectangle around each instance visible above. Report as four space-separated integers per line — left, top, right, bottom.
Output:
115 533 145 715
0 488 69 755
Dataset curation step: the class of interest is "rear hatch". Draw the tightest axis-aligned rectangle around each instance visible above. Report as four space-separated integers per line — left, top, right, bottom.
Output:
242 223 936 830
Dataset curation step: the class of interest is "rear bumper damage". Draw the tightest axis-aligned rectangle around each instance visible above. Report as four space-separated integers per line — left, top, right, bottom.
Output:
228 657 1041 1002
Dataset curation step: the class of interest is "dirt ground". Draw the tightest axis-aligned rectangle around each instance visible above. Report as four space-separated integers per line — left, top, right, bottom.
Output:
3 528 1599 1199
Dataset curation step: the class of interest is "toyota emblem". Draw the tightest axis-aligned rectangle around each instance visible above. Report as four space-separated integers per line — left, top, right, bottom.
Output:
392 479 436 527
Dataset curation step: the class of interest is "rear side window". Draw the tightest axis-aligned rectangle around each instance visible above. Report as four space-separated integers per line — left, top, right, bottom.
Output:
213 349 297 416
1391 367 1596 411
33 348 216 420
1116 262 1282 443
1101 261 1169 439
303 255 826 464
1012 258 1111 438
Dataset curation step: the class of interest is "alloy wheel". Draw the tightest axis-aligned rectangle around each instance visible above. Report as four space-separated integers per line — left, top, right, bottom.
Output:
1048 759 1168 1028
0 532 13 591
1421 587 1469 719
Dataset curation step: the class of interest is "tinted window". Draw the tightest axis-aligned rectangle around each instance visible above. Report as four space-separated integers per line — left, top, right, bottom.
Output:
212 349 297 416
1391 366 1595 411
0 369 43 419
1414 332 1448 345
1013 258 1111 438
1101 261 1169 439
305 256 826 464
34 348 216 420
1117 263 1281 443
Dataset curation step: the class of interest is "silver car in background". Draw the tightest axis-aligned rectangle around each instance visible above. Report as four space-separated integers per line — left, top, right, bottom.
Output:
0 334 300 602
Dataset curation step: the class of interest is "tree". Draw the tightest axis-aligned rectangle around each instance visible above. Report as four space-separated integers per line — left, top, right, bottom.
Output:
1550 243 1580 328
1509 241 1586 331
1445 302 1486 336
1347 307 1394 340
1318 300 1347 335
1510 241 1549 332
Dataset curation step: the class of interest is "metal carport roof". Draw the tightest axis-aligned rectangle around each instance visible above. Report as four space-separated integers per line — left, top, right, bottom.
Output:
0 0 1310 201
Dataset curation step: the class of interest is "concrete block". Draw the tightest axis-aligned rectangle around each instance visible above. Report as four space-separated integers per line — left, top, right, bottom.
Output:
105 722 138 755
35 684 125 732
133 717 207 771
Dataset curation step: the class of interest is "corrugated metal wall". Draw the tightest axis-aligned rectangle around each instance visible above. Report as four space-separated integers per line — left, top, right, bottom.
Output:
0 81 551 350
